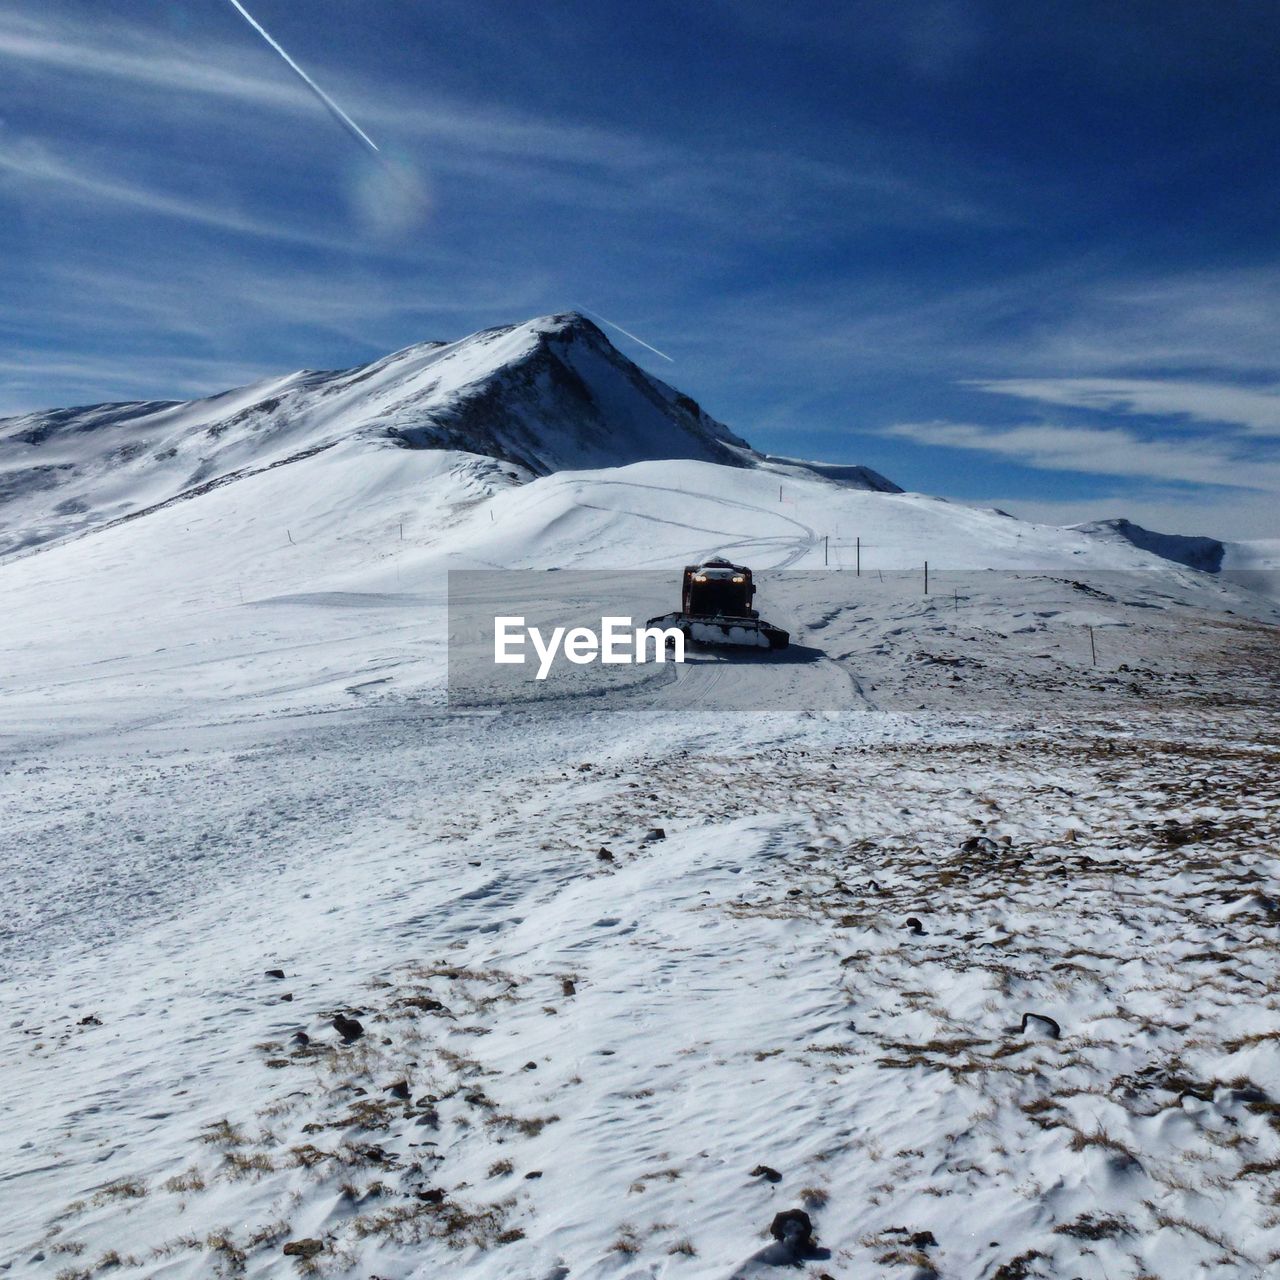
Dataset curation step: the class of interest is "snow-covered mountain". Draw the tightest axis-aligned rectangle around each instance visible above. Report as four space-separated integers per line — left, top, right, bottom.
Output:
6 309 1272 714
0 313 903 559
8 308 1255 589
1069 517 1225 573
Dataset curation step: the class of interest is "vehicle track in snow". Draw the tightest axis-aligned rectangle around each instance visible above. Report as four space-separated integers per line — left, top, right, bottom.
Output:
567 477 824 569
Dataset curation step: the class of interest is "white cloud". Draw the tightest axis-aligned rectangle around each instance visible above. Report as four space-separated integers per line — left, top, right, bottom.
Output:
0 140 370 252
683 259 1280 398
970 377 1280 437
1013 266 1280 377
0 256 555 415
0 8 996 233
0 350 282 416
0 12 303 111
879 420 1280 493
65 256 547 345
977 490 1280 542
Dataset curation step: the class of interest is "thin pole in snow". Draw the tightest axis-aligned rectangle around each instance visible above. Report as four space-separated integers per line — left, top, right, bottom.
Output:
399 522 404 541
824 535 828 566
954 589 959 611
779 485 783 503
1089 626 1097 666
287 529 295 545
856 536 861 576
878 569 883 583
924 560 929 593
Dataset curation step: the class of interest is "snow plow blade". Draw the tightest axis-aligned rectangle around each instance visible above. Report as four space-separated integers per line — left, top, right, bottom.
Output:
646 612 789 651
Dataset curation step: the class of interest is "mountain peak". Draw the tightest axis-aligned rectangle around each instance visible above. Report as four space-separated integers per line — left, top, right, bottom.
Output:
455 310 602 348
0 312 907 558
1069 517 1225 573
376 310 748 473
531 310 598 335
0 313 732 554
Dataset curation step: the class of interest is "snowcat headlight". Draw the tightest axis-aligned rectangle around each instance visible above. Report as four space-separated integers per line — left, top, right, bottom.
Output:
732 575 745 583
693 574 707 582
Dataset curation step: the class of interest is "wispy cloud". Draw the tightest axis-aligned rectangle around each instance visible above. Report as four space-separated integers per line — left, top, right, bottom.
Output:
649 258 1280 433
979 490 1280 541
879 420 1280 493
0 10 657 173
38 255 549 344
0 10 303 110
969 377 1280 437
0 8 998 234
0 253 554 415
0 139 373 252
0 349 283 417
1008 267 1280 378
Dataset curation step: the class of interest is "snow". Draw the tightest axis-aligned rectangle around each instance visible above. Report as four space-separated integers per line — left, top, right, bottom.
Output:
3 317 1279 1279
0 313 749 559
1069 518 1225 574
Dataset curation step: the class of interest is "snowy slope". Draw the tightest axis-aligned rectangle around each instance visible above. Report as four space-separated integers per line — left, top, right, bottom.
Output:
0 314 756 557
451 462 1202 574
5 431 1266 748
4 555 1279 1279
1069 517 1225 573
726 448 901 494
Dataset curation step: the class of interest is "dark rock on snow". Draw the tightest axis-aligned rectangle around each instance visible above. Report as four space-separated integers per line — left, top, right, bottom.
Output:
331 1013 364 1043
282 1238 324 1259
1017 1012 1061 1040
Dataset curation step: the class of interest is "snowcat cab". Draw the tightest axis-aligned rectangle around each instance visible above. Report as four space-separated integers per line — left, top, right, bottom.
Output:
682 559 758 620
647 558 789 650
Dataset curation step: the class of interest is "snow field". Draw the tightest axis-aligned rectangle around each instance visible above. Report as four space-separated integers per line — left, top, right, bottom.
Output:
7 685 1280 1278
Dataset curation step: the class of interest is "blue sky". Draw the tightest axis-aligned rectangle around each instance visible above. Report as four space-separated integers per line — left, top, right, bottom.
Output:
1 1 1278 537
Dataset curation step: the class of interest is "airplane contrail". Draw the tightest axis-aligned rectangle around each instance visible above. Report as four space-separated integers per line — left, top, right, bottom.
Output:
222 7 668 345
577 306 674 362
224 0 380 155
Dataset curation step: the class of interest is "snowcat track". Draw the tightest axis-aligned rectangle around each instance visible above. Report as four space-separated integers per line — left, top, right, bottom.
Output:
646 611 789 651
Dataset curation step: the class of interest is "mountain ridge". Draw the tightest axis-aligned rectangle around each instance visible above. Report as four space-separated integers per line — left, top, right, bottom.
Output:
1069 517 1225 574
0 313 1250 581
0 312 900 558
